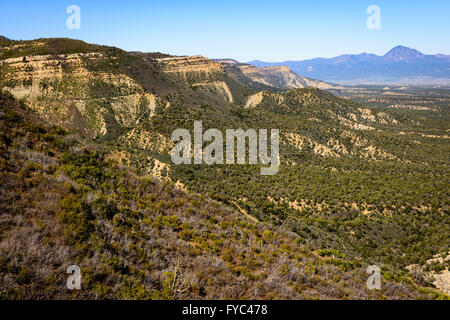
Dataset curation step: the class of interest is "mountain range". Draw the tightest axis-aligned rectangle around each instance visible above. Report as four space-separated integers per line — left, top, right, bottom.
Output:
247 46 450 86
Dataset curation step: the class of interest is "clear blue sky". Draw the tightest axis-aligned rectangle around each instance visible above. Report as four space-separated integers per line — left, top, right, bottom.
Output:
1 0 449 62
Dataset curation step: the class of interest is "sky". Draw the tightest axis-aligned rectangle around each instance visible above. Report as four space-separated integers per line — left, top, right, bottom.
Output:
0 0 449 62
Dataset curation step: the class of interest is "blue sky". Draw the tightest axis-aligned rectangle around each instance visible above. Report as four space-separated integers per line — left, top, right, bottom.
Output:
0 0 449 62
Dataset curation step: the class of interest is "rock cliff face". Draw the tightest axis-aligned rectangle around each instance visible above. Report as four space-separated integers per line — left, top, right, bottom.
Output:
1 51 164 138
215 59 339 90
155 55 235 103
0 41 248 176
156 55 224 80
238 64 336 89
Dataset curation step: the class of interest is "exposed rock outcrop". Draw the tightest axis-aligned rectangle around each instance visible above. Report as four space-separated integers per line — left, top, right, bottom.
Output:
215 59 340 90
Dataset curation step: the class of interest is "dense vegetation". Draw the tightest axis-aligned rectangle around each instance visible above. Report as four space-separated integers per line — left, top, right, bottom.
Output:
3 91 443 299
0 38 448 299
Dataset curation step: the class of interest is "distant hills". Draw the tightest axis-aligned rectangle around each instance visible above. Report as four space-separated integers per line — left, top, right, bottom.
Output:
214 59 340 90
248 46 450 86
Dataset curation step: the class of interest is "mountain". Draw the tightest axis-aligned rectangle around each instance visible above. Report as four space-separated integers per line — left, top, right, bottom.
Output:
248 46 450 85
0 38 449 299
382 46 426 62
214 59 340 90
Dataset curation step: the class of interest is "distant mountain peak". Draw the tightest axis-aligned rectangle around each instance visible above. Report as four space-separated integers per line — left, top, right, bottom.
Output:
383 45 425 61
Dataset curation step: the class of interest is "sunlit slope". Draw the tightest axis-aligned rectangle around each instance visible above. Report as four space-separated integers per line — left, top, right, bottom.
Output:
1 38 448 296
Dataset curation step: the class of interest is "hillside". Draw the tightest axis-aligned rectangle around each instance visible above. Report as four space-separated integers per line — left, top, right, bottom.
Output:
3 91 440 299
0 38 449 299
215 59 339 90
